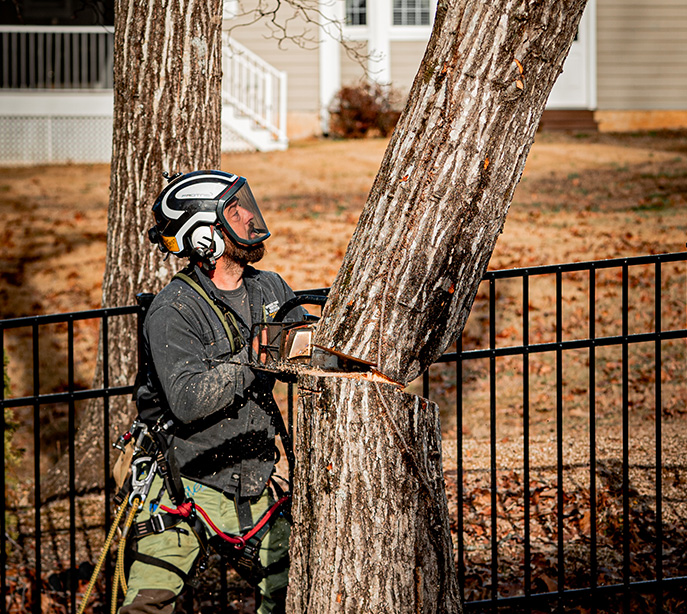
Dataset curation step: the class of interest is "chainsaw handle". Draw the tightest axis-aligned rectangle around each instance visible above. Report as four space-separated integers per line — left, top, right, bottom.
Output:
274 293 328 323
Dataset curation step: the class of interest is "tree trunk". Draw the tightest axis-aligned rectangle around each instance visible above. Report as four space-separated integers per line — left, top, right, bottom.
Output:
44 0 224 498
316 0 587 385
290 375 458 613
290 0 587 611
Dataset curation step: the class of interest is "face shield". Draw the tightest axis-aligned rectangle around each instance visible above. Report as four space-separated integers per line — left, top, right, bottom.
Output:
216 177 270 246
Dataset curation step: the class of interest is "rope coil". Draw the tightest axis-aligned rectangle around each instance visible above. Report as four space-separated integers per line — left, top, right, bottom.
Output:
76 495 140 614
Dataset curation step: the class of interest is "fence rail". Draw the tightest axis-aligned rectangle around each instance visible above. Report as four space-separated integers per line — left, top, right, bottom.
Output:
2 252 687 613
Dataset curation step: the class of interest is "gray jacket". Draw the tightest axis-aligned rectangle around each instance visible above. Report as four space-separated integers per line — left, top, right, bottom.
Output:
137 264 302 498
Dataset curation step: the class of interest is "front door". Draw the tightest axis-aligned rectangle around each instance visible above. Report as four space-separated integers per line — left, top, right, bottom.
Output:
546 0 596 110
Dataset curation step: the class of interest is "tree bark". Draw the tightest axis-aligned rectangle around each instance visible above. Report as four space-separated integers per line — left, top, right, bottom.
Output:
44 0 224 498
315 0 588 385
289 375 458 614
291 0 587 611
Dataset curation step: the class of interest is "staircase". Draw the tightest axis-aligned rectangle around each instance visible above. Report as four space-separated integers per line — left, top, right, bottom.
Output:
221 34 289 152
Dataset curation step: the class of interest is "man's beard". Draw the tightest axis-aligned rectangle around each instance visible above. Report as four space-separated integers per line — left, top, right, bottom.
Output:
223 239 266 266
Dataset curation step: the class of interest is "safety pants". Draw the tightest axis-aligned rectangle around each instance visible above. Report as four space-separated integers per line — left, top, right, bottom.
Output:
119 475 290 614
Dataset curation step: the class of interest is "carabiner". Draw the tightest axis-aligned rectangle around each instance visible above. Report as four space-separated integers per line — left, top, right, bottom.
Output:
129 455 158 508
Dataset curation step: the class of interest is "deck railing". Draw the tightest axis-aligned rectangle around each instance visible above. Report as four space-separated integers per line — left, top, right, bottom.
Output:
221 33 288 144
0 25 114 90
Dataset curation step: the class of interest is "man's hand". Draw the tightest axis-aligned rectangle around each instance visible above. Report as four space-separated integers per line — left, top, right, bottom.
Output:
252 327 269 364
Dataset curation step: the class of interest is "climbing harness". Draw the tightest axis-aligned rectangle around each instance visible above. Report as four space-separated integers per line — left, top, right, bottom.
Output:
158 495 289 551
77 417 167 614
76 416 290 613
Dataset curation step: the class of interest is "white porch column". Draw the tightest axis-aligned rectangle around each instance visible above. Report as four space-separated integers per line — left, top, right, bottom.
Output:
368 0 391 84
319 0 344 134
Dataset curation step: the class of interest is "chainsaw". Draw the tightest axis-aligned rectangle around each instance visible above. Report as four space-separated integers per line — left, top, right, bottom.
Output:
248 293 382 382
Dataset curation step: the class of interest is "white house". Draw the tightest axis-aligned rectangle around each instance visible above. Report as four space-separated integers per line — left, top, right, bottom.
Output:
1 0 686 164
231 0 687 136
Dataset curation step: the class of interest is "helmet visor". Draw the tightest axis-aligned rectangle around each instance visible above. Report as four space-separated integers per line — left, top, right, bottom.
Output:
217 178 270 246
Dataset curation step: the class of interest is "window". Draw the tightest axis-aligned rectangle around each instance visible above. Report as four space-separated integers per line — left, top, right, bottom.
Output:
344 0 432 29
393 0 430 26
22 0 74 19
345 0 366 26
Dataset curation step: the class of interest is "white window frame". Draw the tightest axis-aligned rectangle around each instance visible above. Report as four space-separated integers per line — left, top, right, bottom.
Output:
223 0 239 20
343 0 436 41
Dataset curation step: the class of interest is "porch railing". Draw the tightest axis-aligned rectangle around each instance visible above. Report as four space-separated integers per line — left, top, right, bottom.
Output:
221 33 288 146
0 25 114 90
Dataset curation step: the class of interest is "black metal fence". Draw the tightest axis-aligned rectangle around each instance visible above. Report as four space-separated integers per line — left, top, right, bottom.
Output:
2 252 687 613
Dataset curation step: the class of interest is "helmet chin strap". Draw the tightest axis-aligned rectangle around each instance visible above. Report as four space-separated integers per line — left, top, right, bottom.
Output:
193 247 218 272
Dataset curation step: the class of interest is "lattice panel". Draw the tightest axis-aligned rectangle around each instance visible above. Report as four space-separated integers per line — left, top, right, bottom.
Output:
221 124 257 154
0 116 112 165
0 116 262 165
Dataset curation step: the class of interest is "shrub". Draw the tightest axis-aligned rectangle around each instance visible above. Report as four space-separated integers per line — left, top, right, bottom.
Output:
328 82 402 139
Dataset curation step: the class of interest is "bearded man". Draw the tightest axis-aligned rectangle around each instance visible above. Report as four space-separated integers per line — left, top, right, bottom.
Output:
122 170 303 614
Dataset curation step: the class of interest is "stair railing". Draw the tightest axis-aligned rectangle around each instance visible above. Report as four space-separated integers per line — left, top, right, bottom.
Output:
221 33 288 145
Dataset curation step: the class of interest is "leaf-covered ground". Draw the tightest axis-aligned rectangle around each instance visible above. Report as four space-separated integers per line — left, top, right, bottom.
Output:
2 130 686 612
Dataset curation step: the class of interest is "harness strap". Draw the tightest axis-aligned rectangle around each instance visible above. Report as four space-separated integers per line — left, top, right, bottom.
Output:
129 505 210 588
159 496 289 550
173 272 242 354
261 554 290 578
265 396 295 479
236 499 254 533
131 511 185 539
113 478 133 508
209 498 289 585
149 427 186 506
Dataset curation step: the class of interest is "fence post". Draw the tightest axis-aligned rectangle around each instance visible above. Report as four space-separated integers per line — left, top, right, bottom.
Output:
1 328 6 614
135 293 155 378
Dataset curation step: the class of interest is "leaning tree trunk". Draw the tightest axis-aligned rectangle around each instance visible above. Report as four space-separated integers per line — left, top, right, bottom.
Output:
44 0 224 498
289 0 587 611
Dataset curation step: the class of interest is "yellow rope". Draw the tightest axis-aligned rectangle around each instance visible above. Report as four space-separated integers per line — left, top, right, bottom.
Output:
111 498 140 614
76 500 130 614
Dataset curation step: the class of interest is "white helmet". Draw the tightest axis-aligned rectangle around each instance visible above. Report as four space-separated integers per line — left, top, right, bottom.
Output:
148 170 270 260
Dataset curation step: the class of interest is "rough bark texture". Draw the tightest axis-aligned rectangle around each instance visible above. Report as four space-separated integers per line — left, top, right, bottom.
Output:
315 0 588 386
45 0 224 498
288 375 458 614
293 0 587 611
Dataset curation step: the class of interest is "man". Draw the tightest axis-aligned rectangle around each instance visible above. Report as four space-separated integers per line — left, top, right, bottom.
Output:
122 170 303 614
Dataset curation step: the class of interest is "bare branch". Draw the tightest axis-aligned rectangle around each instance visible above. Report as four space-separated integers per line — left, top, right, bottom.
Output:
226 0 371 75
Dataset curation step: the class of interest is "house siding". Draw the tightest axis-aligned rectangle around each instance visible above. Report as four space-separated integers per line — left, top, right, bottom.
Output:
390 40 427 95
229 23 320 114
338 40 425 98
340 42 367 89
597 0 687 109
